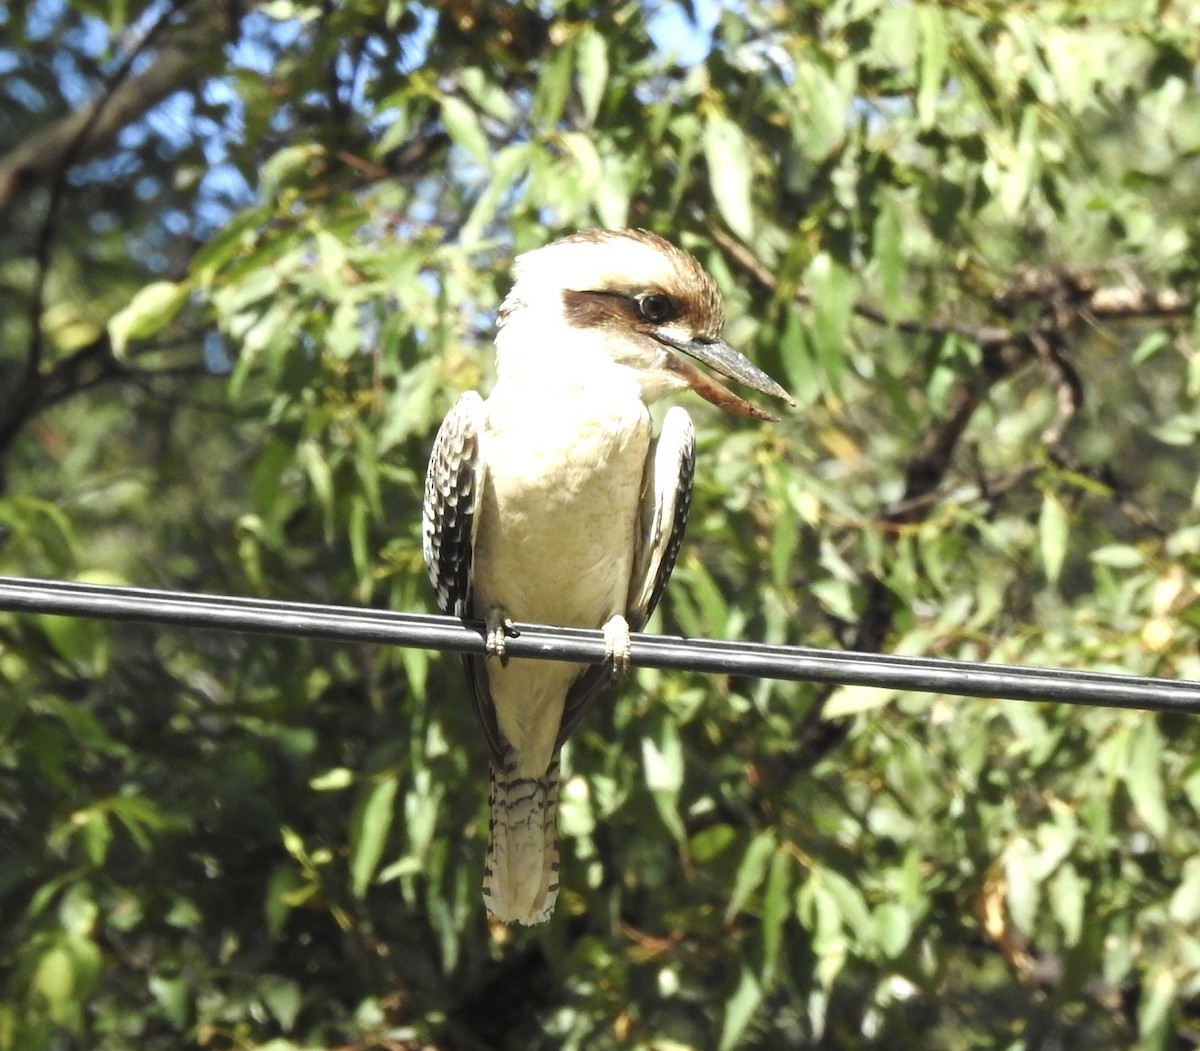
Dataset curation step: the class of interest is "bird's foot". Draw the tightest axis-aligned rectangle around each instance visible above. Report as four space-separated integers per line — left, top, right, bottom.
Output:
601 614 632 680
485 606 517 666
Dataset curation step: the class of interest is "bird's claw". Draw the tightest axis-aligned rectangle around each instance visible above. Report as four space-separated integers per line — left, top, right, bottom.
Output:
485 607 517 666
602 614 632 680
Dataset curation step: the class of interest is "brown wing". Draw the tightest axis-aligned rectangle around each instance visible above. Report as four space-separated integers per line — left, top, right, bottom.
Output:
555 407 696 749
422 392 508 762
422 391 485 617
624 407 696 630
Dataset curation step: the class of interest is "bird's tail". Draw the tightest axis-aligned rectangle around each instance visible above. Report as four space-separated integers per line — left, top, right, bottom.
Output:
483 751 561 925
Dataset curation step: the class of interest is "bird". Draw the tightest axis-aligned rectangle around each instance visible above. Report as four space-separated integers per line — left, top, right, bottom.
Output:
422 229 793 925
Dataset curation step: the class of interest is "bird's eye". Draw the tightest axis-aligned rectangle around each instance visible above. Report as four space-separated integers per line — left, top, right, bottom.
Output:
637 294 675 324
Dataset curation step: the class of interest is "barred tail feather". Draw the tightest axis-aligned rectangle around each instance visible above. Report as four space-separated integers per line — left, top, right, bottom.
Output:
483 753 561 925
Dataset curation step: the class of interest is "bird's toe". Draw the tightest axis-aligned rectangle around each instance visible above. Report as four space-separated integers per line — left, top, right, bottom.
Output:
485 606 516 665
602 614 632 680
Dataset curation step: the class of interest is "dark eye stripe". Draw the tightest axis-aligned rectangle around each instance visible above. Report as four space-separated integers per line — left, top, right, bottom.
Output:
561 289 684 331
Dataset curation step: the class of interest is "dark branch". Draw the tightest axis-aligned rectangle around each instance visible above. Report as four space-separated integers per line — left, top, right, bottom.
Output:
707 229 1196 756
0 6 205 216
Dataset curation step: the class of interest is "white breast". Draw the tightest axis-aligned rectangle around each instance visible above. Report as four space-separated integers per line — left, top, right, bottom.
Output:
473 382 652 630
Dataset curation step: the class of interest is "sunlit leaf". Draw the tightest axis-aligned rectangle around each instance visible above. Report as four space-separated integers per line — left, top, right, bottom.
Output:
575 27 608 126
1125 717 1168 839
724 830 775 921
916 6 948 128
1004 837 1041 936
1047 863 1086 946
349 773 399 898
33 944 75 1026
108 280 189 359
823 684 896 718
761 847 792 983
439 96 490 166
703 114 755 241
149 974 191 1030
718 965 762 1051
805 253 853 391
1039 492 1069 586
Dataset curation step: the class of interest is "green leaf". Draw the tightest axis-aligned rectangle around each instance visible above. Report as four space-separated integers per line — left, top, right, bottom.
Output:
349 773 399 898
325 299 360 358
534 45 573 128
459 66 517 123
376 104 414 158
799 881 849 988
264 863 302 939
791 63 846 161
33 944 76 1026
58 882 97 938
703 114 755 241
1169 856 1200 924
148 974 191 1029
295 440 335 538
190 208 269 288
460 143 529 246
719 965 762 1051
259 142 323 197
725 830 775 921
819 869 874 943
575 26 608 126
810 576 857 623
1125 717 1168 838
35 612 108 674
1004 837 1041 936
916 6 948 127
402 767 444 859
1039 492 1069 586
80 809 112 867
1047 863 1085 946
1138 968 1177 1045
873 901 914 959
873 193 905 321
1089 544 1144 568
676 559 730 637
261 977 302 1032
1132 329 1170 364
805 253 853 391
439 95 489 166
66 935 101 1001
642 720 686 843
595 149 631 229
822 684 896 718
761 848 792 984
214 265 282 317
107 795 178 849
43 301 103 352
309 767 354 791
108 280 188 359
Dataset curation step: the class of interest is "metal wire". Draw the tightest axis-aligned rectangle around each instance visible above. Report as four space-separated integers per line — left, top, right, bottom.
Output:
1 574 1197 713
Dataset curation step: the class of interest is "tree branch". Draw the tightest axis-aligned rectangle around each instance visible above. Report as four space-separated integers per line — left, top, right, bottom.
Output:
0 16 204 216
0 2 231 486
707 229 1196 756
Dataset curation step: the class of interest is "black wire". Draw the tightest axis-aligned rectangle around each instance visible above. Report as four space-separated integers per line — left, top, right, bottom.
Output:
0 574 1197 713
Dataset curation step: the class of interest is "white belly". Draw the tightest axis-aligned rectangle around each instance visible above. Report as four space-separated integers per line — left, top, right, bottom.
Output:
473 394 651 628
471 388 652 773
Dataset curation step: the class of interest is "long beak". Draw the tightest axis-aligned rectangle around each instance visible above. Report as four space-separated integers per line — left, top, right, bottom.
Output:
658 335 795 421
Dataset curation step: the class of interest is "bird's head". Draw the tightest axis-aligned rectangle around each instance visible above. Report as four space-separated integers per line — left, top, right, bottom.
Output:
496 229 794 419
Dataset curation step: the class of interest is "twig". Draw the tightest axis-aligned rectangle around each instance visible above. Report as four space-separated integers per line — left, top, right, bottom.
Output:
20 0 196 394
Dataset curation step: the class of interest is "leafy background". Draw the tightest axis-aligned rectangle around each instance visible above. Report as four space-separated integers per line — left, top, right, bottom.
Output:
2 0 1200 1048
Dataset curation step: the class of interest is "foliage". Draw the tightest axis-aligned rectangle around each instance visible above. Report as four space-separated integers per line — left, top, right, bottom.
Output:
2 0 1200 1048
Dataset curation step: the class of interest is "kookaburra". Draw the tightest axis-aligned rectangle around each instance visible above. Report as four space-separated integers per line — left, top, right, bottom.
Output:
422 229 792 924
